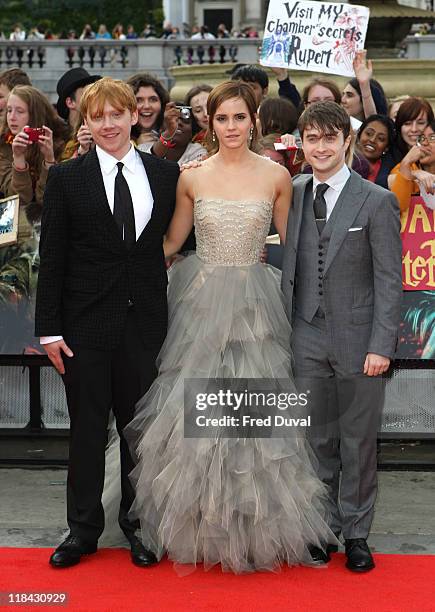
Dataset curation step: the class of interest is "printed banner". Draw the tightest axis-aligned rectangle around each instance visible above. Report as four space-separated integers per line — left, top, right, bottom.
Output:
401 196 435 291
396 290 435 359
260 0 370 77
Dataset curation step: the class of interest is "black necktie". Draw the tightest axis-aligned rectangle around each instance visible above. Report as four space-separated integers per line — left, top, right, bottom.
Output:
313 183 329 234
113 161 136 250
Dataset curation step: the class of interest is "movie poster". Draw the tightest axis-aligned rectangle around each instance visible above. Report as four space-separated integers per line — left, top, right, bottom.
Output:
0 199 41 355
401 196 435 292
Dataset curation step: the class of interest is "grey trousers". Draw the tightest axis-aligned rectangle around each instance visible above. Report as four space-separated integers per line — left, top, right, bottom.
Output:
291 314 385 539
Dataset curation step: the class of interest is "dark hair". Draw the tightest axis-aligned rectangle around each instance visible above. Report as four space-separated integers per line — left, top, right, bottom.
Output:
0 68 31 90
301 77 341 106
126 72 169 136
259 97 298 136
348 77 388 116
395 96 434 156
298 101 351 140
184 84 212 106
357 114 396 147
357 113 401 164
230 65 269 91
429 119 435 132
206 81 258 155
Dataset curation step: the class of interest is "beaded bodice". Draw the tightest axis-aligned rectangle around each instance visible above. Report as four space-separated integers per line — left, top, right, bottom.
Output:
194 198 273 266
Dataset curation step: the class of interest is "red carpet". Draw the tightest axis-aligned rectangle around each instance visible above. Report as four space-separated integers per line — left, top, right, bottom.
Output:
1 548 434 612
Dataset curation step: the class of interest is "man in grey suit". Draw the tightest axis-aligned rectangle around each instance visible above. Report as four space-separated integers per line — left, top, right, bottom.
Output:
282 102 402 572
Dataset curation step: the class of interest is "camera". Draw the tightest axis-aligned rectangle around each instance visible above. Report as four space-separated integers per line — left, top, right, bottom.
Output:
24 127 45 142
175 105 192 121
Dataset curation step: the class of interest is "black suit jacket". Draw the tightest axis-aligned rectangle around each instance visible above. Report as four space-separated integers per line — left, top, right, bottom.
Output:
35 148 179 350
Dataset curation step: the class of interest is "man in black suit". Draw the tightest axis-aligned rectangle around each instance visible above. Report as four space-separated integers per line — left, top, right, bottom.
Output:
35 78 179 568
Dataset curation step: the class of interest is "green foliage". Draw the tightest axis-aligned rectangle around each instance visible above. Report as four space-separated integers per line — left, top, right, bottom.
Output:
0 0 164 37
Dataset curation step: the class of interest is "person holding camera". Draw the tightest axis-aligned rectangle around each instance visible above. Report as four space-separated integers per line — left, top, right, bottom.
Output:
138 101 206 166
0 85 69 262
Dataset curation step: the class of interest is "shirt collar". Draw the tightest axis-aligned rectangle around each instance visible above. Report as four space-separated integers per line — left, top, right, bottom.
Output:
96 144 138 175
313 164 350 193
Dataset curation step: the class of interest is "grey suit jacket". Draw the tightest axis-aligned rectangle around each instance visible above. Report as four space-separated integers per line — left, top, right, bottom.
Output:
281 170 403 369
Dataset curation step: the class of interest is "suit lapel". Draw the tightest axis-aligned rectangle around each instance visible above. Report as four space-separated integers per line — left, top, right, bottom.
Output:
85 149 123 247
324 170 370 274
292 175 312 251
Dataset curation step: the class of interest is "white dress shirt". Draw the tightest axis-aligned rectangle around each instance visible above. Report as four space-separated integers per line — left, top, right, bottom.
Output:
40 145 154 345
312 164 350 220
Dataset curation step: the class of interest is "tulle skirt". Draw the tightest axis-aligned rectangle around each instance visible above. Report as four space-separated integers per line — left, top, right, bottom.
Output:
124 254 336 573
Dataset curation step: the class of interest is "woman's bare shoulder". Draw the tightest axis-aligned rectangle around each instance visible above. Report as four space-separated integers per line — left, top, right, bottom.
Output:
256 154 291 183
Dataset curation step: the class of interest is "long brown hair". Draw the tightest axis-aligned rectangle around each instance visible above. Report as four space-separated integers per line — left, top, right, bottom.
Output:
301 77 341 106
0 85 70 169
205 81 259 156
259 97 298 136
395 96 434 156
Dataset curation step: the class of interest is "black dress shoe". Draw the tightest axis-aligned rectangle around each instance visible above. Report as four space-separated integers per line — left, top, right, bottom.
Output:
49 535 97 568
129 536 158 567
345 538 375 572
308 545 331 563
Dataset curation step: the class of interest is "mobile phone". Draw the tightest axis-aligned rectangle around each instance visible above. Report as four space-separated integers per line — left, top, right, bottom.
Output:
24 127 45 142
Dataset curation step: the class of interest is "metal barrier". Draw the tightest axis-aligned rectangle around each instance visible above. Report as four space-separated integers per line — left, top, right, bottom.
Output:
0 356 434 438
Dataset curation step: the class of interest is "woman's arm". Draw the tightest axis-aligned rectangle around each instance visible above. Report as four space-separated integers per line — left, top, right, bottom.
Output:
149 102 180 159
353 50 377 118
272 164 292 244
163 170 195 257
390 146 422 212
390 171 415 213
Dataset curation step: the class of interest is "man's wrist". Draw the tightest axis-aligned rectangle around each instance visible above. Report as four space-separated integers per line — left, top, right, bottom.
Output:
40 335 63 345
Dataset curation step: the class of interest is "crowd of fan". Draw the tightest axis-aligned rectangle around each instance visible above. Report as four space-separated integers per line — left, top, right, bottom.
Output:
0 57 434 269
0 54 434 357
0 20 257 41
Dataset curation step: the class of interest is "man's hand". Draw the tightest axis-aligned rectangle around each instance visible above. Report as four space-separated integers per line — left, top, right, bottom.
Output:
363 353 390 376
259 246 268 263
43 340 74 375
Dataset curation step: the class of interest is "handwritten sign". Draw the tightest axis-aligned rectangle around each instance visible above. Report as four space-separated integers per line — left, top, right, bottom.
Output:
260 0 370 77
401 196 435 291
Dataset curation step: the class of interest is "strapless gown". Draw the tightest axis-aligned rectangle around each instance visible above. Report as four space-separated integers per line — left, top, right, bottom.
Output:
124 197 336 573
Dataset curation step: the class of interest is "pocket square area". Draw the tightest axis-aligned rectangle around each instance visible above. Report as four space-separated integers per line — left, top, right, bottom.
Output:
348 227 363 232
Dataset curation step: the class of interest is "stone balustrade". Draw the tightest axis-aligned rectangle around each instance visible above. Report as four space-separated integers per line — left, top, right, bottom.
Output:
405 34 435 60
0 39 260 100
1 39 434 107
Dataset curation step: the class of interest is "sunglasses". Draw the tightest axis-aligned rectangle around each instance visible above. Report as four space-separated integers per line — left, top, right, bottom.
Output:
417 133 435 146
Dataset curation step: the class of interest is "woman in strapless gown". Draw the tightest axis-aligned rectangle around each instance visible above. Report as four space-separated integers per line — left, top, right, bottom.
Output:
124 82 337 573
